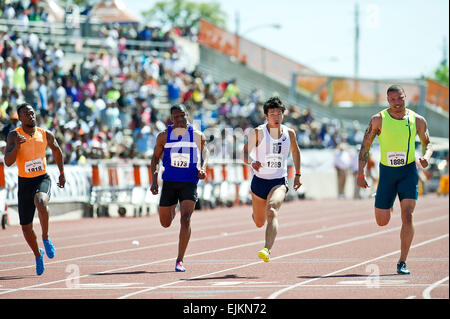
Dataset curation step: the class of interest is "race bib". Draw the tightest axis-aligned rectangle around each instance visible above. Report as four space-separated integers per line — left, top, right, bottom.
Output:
171 153 190 168
265 154 283 169
25 158 44 173
387 152 406 166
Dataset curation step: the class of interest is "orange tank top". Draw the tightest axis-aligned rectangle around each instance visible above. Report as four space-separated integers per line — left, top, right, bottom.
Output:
14 126 48 178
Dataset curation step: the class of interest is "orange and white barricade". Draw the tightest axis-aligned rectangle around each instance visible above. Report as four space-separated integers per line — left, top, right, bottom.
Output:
0 162 9 229
198 160 252 209
88 160 158 218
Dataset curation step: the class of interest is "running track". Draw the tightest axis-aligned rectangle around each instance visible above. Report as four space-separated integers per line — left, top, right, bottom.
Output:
0 194 448 301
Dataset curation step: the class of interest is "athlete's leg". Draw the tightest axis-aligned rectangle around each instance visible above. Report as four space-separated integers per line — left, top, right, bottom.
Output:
264 185 287 252
35 192 50 240
159 204 177 228
374 207 393 226
177 200 196 261
21 222 41 258
251 192 267 228
398 199 416 263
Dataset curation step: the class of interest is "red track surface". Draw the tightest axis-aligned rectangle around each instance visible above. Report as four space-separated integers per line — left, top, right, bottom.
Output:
0 194 448 300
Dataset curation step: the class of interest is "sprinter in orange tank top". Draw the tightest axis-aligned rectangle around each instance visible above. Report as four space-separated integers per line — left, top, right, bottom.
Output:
4 103 65 276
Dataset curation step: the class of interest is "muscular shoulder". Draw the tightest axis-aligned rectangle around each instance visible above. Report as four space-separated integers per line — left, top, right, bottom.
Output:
285 126 296 138
156 129 168 144
414 113 428 131
370 113 383 131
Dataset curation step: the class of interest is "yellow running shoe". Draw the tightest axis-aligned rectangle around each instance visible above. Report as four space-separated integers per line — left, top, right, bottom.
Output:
257 248 270 262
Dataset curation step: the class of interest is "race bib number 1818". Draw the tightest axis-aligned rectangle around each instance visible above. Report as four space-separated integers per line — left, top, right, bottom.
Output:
25 158 44 173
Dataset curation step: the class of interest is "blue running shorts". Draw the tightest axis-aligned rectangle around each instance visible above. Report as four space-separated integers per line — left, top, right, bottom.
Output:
250 175 288 200
375 162 419 209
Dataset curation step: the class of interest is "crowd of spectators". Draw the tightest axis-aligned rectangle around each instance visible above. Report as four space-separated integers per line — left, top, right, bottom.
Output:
0 3 363 168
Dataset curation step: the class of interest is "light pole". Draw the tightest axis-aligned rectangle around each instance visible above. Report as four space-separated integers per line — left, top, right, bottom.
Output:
234 11 282 70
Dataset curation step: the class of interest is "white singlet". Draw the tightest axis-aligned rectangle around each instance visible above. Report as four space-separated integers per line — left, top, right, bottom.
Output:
249 124 291 179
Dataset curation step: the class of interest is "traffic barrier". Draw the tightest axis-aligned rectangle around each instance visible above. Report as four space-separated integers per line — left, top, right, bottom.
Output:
438 174 449 195
1 159 305 221
1 162 8 229
88 160 159 218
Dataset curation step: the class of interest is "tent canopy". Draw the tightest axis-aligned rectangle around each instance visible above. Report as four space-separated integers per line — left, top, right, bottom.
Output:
41 0 65 23
91 0 141 23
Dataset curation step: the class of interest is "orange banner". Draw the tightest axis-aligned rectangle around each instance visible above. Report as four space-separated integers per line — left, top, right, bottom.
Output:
426 78 449 112
198 19 315 84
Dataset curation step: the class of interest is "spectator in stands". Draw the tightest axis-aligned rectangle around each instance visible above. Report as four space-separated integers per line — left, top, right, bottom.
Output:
223 78 239 101
334 143 351 198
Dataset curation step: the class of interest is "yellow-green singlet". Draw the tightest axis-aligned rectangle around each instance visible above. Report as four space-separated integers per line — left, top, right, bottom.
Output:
378 108 416 167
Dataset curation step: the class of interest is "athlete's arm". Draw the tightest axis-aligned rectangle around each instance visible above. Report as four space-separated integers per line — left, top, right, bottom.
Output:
242 128 262 171
194 129 208 179
289 129 302 191
357 114 381 188
4 131 25 167
416 115 433 168
46 130 65 188
150 130 167 194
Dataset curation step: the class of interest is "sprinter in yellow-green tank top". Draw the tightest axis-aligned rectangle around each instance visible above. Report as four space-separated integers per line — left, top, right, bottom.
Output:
357 85 433 275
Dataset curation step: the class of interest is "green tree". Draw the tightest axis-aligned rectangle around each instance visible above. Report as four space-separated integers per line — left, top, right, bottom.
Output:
433 63 449 87
141 0 227 32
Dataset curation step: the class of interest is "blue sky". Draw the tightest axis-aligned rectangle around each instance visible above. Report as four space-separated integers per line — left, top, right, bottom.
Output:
124 0 449 80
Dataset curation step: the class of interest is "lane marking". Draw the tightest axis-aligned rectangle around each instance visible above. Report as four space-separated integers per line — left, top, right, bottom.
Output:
118 216 448 299
0 210 380 272
0 212 446 298
422 276 449 299
0 204 368 258
268 233 449 299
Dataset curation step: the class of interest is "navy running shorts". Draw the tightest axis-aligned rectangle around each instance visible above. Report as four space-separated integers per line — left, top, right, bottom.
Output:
18 174 52 225
159 181 198 206
375 162 419 209
250 175 288 200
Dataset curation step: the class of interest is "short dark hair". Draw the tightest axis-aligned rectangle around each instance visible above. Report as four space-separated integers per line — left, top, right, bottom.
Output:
170 104 187 114
387 85 405 95
16 102 31 115
263 96 286 115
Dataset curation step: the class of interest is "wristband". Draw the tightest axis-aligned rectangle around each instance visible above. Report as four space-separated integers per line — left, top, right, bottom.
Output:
295 173 301 177
357 174 365 178
60 172 64 175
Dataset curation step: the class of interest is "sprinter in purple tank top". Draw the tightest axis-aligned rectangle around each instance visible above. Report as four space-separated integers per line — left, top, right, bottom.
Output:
150 104 208 272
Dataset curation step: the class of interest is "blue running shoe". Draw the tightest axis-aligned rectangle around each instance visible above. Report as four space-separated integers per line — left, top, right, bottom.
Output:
36 249 45 276
175 260 186 272
397 261 410 275
43 238 55 259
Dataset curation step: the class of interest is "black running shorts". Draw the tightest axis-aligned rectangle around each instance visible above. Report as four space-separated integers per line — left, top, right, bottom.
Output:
159 181 198 207
18 174 51 225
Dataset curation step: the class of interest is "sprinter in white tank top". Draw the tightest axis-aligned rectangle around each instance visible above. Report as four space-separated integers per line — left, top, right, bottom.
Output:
242 96 302 263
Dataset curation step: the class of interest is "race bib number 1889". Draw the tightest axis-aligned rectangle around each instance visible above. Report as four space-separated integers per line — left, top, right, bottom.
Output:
387 152 406 166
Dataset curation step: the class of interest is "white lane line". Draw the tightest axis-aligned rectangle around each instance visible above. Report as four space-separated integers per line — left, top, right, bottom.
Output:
0 216 377 296
422 276 449 299
0 212 446 298
0 201 368 257
118 216 448 299
268 233 449 299
0 199 369 246
0 208 373 271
